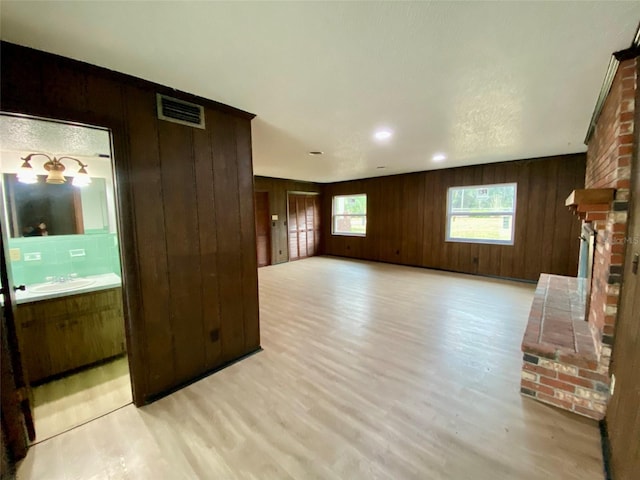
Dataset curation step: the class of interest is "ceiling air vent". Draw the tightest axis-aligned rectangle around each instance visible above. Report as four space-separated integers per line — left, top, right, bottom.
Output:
156 94 205 129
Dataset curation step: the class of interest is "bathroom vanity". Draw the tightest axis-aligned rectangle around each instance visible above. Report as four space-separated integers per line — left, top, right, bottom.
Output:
15 274 125 383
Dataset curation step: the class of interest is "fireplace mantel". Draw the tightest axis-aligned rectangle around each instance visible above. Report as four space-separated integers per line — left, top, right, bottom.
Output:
565 188 615 221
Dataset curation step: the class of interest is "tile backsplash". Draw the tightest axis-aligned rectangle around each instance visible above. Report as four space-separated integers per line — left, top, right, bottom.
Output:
8 233 121 286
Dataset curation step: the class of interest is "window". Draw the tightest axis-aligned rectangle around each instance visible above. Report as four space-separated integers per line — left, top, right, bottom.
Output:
332 194 367 236
446 183 517 245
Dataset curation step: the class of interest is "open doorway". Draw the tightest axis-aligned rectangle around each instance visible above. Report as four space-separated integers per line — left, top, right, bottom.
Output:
0 113 132 442
254 191 271 267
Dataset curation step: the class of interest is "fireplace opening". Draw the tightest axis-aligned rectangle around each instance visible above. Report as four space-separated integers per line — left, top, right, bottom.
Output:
578 222 596 317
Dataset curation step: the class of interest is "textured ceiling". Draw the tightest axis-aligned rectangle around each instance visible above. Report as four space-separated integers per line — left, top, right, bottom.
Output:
0 115 111 157
1 1 638 182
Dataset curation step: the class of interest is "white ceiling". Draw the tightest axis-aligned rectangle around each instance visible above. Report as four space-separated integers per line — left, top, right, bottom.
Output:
1 2 638 183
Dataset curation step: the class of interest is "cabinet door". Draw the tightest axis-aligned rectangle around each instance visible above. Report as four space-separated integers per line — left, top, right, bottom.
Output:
77 311 125 365
17 315 51 383
16 288 125 382
45 317 82 378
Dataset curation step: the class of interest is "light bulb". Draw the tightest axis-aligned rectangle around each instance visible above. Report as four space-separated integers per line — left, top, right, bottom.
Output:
17 161 37 184
72 167 92 187
374 129 393 141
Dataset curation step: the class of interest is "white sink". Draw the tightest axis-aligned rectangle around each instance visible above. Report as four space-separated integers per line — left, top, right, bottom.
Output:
29 279 96 294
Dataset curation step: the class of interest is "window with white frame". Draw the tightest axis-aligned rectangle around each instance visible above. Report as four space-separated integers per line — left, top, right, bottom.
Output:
332 194 367 236
446 183 517 245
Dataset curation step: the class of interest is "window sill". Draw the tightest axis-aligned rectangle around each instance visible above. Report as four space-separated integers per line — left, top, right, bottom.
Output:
446 238 514 246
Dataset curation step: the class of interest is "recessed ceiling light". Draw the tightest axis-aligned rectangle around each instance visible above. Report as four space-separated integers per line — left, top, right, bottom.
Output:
308 151 323 155
374 129 393 141
432 153 447 162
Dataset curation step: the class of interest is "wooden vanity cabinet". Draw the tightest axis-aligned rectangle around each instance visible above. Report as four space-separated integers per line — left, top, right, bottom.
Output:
16 288 125 384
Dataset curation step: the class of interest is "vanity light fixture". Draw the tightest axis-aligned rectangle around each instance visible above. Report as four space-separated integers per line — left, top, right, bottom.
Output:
17 153 92 187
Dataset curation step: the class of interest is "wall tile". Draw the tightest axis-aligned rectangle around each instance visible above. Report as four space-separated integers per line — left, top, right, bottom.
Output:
8 233 121 285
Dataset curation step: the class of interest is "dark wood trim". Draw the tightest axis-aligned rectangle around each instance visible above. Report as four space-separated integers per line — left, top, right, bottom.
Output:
0 42 256 121
254 191 271 267
6 176 19 238
72 188 85 234
144 347 262 404
599 420 613 480
0 224 30 462
613 46 640 62
256 174 318 184
28 354 126 388
585 22 640 143
613 22 640 61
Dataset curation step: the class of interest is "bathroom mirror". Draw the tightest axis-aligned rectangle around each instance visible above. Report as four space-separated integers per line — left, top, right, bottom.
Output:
3 174 110 238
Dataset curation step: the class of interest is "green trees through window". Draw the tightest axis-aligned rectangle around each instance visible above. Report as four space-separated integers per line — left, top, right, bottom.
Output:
332 194 367 236
446 183 517 245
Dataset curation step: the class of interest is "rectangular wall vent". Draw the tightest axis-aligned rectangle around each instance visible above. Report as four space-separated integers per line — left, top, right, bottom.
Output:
156 93 205 129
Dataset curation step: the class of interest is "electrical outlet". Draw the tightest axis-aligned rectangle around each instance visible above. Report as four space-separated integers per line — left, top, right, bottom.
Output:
210 329 220 342
610 374 616 396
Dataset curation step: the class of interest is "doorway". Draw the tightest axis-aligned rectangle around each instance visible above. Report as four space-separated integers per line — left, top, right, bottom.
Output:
0 113 132 443
287 192 321 261
254 191 271 267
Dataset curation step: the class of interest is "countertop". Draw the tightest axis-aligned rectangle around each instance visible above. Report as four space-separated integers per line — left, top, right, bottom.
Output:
12 273 122 304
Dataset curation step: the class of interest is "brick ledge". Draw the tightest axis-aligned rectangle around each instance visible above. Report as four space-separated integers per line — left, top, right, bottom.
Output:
521 274 596 368
520 274 608 420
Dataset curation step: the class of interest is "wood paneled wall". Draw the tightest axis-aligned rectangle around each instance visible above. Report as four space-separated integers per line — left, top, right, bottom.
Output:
322 154 586 281
254 176 322 264
1 42 260 404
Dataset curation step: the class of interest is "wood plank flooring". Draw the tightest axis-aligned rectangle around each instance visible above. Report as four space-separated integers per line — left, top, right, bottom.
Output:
31 356 132 442
17 257 603 479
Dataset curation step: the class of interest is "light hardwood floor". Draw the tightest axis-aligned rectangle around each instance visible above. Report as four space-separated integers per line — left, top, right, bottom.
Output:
31 356 132 442
17 257 604 479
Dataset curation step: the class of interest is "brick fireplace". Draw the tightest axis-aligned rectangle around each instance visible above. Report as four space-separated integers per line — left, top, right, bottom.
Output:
584 57 636 367
520 56 636 419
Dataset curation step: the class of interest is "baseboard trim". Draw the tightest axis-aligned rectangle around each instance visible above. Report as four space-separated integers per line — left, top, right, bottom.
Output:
30 353 127 387
322 254 538 284
142 347 263 405
599 419 613 480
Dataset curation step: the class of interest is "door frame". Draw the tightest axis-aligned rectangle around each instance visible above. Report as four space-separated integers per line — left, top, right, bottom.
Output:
254 190 271 267
286 191 321 262
0 109 146 408
1 218 33 465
